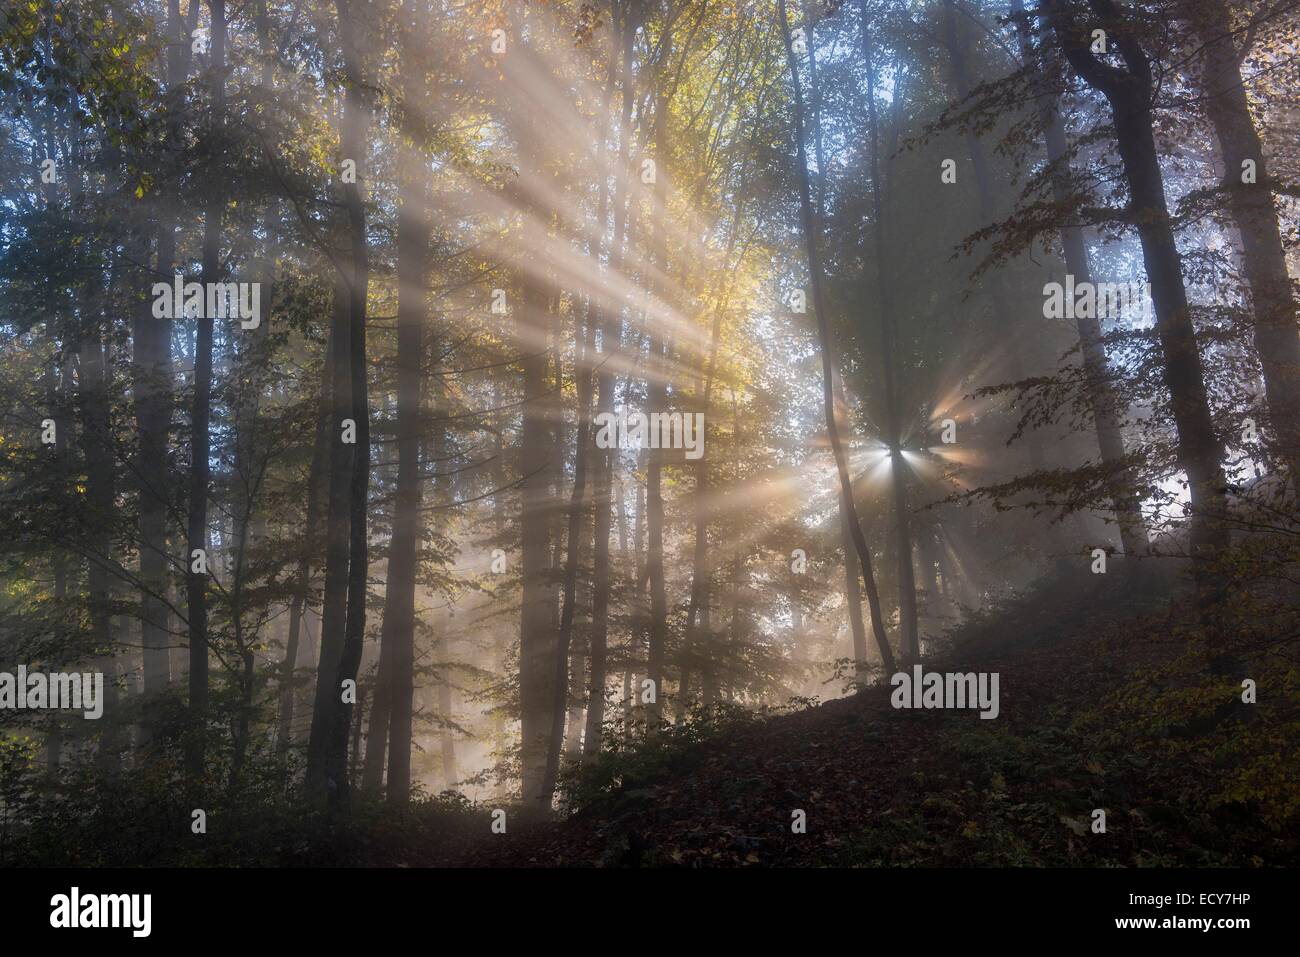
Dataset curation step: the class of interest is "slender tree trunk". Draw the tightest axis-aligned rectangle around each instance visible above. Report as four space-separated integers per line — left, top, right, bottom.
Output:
185 0 227 780
644 51 673 728
46 355 70 772
229 511 256 789
229 0 280 792
543 311 594 797
862 6 918 664
428 414 452 791
369 0 428 807
348 683 366 782
683 373 715 712
546 23 620 782
803 24 872 670
725 391 746 688
305 273 355 798
513 32 560 806
586 5 637 757
438 644 456 787
779 0 897 676
627 444 648 723
279 340 331 756
135 0 185 708
644 334 668 723
1011 0 1149 556
320 0 374 814
80 324 118 773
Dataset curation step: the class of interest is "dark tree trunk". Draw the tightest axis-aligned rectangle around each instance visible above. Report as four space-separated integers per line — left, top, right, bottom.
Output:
1185 0 1300 489
779 0 897 676
229 1 280 792
321 0 374 814
80 325 118 774
422 409 452 792
543 309 594 797
644 334 668 723
305 278 356 799
185 0 227 781
279 340 332 757
437 639 456 787
1011 0 1149 556
369 0 428 806
863 6 918 664
808 10 870 673
644 60 672 727
586 4 637 757
135 0 186 707
551 19 621 775
1046 0 1229 616
513 26 561 806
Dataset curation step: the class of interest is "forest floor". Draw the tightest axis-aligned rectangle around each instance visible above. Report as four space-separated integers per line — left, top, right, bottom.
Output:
14 561 1289 868
369 561 1291 868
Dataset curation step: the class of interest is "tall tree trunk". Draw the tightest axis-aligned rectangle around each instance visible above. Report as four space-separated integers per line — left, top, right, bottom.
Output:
514 26 561 807
45 354 70 772
185 0 227 780
80 319 119 774
368 0 428 806
644 334 668 723
305 268 355 799
437 639 456 787
321 0 374 814
229 0 280 791
544 309 595 797
429 414 452 789
1184 0 1300 489
306 0 373 804
135 0 186 710
644 27 673 728
348 683 366 782
804 21 871 670
586 4 637 757
684 357 717 711
553 11 622 771
862 5 918 664
724 391 746 691
547 20 625 777
1045 0 1229 618
1011 0 1149 556
833 391 870 669
428 410 454 785
279 338 332 757
779 0 897 676
229 500 256 789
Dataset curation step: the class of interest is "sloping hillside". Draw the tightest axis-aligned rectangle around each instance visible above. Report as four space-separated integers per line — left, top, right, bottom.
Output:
424 563 1294 867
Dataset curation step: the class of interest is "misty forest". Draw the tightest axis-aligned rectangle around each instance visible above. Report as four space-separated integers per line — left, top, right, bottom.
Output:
1 0 1298 869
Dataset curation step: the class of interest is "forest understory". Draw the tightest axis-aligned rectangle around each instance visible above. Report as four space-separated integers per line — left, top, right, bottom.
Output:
8 562 1294 868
